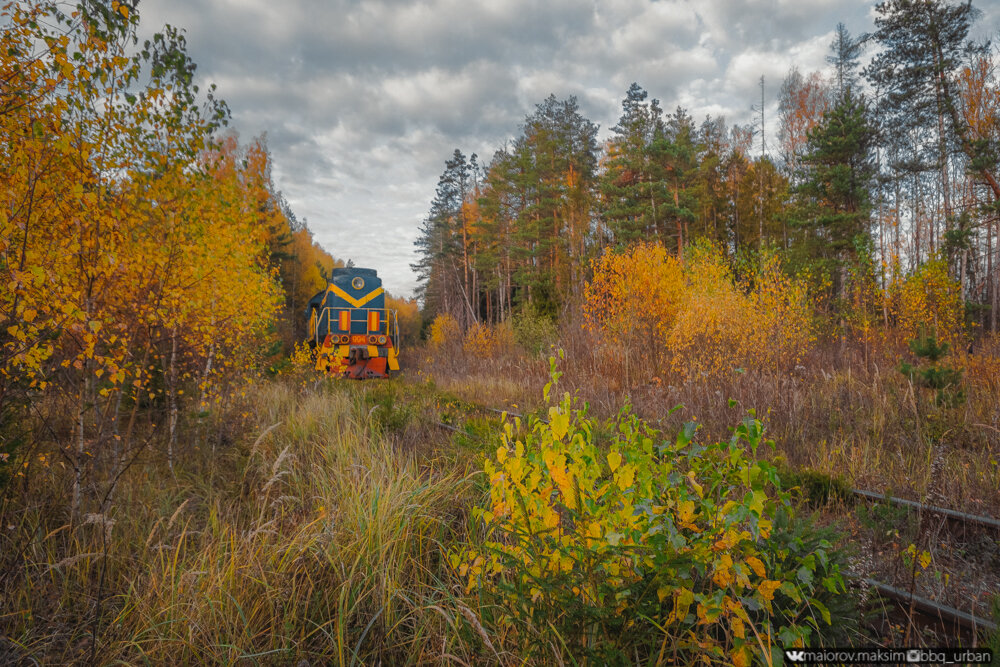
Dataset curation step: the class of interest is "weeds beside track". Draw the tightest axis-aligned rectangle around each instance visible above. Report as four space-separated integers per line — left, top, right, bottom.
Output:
2 366 998 664
391 365 1000 650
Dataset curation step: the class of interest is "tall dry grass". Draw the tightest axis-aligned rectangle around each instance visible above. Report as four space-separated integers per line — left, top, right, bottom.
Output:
0 380 485 664
421 314 1000 518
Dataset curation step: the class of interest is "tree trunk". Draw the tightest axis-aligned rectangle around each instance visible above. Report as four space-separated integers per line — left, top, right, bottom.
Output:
674 185 683 257
72 381 85 521
934 41 1000 203
913 172 922 269
167 326 178 476
991 214 997 334
200 339 216 453
878 159 889 327
934 54 952 231
461 211 470 316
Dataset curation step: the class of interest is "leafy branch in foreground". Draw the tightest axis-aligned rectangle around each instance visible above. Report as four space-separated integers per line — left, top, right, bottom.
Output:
453 354 854 665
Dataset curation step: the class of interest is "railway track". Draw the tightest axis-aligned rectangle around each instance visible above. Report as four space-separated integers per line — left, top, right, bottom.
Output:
848 573 997 634
847 488 999 638
851 488 1000 532
432 404 1000 637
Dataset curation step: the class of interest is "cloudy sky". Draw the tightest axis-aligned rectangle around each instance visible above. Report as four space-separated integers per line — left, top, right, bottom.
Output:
139 0 1000 297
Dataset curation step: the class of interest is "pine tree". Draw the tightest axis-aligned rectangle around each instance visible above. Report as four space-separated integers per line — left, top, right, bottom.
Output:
899 326 964 407
691 115 731 245
412 150 472 321
601 83 666 244
827 23 866 102
490 96 598 315
868 0 999 206
653 107 699 255
792 89 876 297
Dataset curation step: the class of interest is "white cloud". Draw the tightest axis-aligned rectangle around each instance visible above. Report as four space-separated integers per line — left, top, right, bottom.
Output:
136 0 999 296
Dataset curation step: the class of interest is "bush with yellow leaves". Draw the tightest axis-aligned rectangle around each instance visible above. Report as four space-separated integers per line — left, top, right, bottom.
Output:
427 313 461 348
585 242 814 380
889 257 965 345
583 242 686 347
665 244 749 377
462 321 515 359
452 355 853 664
744 249 816 372
583 242 685 381
670 245 814 377
287 341 316 371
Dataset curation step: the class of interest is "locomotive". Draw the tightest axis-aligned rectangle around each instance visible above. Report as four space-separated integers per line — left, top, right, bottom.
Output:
306 267 400 379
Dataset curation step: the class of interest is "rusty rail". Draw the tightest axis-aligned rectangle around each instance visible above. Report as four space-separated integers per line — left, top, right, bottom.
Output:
852 488 1000 531
847 572 997 633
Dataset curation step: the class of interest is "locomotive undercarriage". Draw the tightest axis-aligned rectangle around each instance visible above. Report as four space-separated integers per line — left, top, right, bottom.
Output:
345 346 389 379
315 337 397 380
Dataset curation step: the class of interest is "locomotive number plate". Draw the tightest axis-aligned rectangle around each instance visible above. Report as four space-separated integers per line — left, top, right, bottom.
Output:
350 334 367 345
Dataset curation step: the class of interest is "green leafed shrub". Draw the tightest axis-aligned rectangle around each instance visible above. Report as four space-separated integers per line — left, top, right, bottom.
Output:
452 355 854 665
512 305 557 356
774 459 853 506
898 326 965 408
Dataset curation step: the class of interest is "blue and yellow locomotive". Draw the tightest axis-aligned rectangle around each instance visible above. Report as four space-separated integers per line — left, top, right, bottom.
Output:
306 267 400 379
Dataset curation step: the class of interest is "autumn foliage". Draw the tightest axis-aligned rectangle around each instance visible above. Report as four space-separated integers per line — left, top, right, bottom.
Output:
385 294 422 349
462 321 514 359
584 243 814 381
455 360 850 663
0 2 329 501
584 243 685 348
428 313 461 349
888 257 965 346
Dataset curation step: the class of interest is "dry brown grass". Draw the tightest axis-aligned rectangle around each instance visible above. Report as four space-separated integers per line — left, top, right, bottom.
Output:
3 326 996 663
419 320 1000 517
0 379 486 665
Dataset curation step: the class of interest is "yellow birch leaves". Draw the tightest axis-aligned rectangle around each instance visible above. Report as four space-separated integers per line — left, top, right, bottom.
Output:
584 242 814 380
1 1 283 459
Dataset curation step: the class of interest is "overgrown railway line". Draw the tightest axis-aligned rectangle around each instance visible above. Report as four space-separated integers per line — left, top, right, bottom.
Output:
424 397 1000 641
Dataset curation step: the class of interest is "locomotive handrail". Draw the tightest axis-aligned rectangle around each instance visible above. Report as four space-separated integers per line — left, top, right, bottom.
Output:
390 309 399 353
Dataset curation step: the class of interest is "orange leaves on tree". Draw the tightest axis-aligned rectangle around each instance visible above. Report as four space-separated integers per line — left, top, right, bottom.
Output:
583 242 684 377
778 70 830 167
385 294 421 349
0 1 285 479
957 55 1000 145
584 242 814 381
462 321 514 359
428 313 460 349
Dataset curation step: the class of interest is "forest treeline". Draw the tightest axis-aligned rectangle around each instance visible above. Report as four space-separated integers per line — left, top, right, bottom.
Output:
414 1 1000 340
0 1 379 495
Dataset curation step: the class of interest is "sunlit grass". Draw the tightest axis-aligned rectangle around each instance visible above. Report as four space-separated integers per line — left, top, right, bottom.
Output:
0 380 485 664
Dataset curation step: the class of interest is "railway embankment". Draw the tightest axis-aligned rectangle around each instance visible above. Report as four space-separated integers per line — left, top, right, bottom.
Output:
2 361 997 663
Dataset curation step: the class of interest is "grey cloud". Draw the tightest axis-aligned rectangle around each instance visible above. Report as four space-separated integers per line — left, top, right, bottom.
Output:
137 0 999 296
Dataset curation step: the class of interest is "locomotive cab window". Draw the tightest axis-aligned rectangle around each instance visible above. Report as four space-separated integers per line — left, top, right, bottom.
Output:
351 277 365 290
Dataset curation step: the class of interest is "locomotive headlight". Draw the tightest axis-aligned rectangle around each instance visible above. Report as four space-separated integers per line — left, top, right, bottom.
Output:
377 335 386 345
339 334 349 344
367 335 377 344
